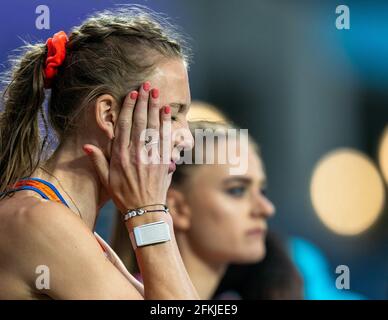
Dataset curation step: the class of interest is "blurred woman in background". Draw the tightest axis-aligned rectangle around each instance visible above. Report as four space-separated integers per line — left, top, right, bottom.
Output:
165 120 274 298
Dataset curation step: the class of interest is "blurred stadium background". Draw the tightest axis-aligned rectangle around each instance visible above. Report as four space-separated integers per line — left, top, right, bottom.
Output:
0 0 387 299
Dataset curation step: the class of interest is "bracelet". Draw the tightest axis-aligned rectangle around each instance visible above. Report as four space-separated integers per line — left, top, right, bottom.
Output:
123 204 169 222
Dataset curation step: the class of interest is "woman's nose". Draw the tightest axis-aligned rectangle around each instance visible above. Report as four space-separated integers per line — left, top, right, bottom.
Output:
251 193 275 218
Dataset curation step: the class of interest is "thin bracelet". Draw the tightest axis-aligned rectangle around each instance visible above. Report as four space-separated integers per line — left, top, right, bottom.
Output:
123 204 169 222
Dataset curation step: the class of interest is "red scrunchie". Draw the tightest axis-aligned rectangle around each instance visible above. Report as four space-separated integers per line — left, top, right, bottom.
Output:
44 31 68 89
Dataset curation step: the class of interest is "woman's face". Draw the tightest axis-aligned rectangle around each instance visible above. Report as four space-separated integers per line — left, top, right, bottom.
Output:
91 58 192 202
147 58 193 177
176 143 275 264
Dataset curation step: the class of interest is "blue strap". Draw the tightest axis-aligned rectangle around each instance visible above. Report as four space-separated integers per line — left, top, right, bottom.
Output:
7 177 70 208
23 177 70 208
10 185 50 200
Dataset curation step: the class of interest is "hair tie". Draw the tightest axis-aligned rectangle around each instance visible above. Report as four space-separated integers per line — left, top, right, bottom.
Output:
44 31 68 89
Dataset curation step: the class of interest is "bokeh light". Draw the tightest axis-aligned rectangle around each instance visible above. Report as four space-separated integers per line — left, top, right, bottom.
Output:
310 149 385 236
378 126 388 185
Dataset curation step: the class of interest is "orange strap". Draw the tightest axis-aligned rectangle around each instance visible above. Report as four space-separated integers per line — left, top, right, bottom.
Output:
12 178 107 254
13 179 65 205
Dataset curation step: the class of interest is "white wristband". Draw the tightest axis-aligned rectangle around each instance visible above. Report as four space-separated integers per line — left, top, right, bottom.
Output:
129 221 171 249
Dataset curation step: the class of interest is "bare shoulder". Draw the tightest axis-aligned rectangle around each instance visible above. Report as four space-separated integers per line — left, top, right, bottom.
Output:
0 194 90 246
0 194 96 284
0 193 143 299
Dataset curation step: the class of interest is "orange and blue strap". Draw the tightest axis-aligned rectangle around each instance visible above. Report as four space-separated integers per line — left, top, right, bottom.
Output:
10 177 69 208
5 177 108 254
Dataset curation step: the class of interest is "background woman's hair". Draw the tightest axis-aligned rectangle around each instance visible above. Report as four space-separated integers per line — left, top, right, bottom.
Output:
213 232 304 300
171 101 259 189
0 5 190 199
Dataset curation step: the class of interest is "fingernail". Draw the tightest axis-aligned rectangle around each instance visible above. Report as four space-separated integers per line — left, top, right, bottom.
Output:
130 91 138 100
83 146 93 155
143 81 151 92
151 88 159 99
164 105 171 114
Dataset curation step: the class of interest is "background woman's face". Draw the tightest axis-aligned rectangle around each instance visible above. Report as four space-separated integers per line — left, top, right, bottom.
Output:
183 144 275 264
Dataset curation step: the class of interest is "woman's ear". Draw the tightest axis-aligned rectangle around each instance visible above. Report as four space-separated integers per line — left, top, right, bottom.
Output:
167 188 192 231
94 94 118 140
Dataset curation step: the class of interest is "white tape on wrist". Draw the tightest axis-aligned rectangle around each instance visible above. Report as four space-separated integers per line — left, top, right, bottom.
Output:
129 221 171 249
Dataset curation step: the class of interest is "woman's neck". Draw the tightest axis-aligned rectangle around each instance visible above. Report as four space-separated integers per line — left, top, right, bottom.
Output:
177 235 227 300
31 140 107 230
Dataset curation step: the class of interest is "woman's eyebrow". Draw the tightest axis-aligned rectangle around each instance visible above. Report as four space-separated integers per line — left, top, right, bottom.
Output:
223 176 267 187
223 177 252 185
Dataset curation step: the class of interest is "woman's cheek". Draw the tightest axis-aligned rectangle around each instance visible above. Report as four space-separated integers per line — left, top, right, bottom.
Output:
210 198 248 247
188 201 231 253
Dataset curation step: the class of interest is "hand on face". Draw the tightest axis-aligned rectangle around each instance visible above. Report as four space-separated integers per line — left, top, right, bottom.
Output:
83 82 173 214
83 59 192 217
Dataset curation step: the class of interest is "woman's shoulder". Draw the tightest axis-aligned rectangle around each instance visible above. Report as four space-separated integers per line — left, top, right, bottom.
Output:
0 193 78 293
0 191 79 231
0 191 89 263
0 192 98 290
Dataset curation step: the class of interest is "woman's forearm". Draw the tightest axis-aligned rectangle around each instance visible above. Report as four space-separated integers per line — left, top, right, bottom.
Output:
125 213 199 300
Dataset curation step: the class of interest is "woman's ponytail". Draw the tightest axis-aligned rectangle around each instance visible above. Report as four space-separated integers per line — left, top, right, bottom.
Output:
0 43 48 198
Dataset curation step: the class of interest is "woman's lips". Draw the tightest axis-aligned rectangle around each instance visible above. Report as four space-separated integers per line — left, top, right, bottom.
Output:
168 160 176 173
246 228 266 237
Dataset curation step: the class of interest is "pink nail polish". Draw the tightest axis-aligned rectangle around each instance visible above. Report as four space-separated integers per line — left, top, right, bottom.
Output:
164 105 171 114
151 88 159 99
143 81 151 92
130 91 138 100
83 146 93 155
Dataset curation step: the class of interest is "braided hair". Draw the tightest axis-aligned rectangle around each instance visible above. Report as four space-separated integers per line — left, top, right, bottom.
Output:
0 5 190 198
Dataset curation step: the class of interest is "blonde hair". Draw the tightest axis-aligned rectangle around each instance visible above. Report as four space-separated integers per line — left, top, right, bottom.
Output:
0 6 190 199
171 102 259 187
187 101 231 123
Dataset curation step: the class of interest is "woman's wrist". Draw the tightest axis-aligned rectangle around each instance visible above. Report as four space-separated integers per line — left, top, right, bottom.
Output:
124 210 173 231
123 204 168 219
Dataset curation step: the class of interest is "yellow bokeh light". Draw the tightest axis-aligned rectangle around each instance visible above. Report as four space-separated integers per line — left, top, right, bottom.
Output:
310 149 385 236
378 126 388 185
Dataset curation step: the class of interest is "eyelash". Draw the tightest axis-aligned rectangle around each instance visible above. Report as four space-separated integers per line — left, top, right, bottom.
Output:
225 186 268 198
225 186 246 197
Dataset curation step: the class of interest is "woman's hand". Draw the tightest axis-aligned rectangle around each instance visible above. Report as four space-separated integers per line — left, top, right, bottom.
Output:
83 82 172 217
82 82 198 300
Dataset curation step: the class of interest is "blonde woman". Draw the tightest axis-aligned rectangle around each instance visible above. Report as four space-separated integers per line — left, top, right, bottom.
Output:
0 7 198 299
